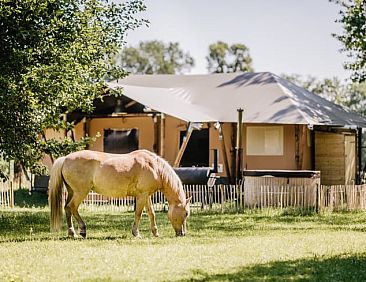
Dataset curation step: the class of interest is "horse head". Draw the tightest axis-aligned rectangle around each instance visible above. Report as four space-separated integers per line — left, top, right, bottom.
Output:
168 197 191 236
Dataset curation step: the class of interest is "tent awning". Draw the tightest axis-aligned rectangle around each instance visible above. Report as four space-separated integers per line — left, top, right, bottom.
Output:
108 72 366 127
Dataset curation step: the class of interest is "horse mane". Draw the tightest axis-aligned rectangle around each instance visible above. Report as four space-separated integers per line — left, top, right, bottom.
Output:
139 150 185 200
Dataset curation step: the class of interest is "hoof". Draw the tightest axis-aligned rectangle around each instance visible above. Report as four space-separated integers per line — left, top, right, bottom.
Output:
80 232 87 239
152 226 159 237
68 228 77 238
132 229 142 239
132 223 141 238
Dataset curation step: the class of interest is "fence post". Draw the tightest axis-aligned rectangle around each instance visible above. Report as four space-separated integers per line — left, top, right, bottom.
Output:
209 186 213 210
315 184 319 213
10 181 14 208
220 185 224 213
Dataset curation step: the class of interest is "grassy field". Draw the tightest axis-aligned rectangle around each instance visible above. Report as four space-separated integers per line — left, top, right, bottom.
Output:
1 189 366 281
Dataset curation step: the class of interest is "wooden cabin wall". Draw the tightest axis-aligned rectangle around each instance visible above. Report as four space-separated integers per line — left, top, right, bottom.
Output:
208 123 312 178
242 124 312 171
46 119 313 180
315 131 356 185
86 117 155 152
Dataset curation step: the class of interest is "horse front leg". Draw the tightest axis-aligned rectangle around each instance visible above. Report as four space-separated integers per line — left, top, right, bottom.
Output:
146 196 159 237
132 195 148 239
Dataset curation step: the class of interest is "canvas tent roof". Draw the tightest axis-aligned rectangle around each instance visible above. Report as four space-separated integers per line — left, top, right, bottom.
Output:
108 72 366 127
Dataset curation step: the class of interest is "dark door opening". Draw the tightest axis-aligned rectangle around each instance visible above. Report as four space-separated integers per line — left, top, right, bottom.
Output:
179 129 209 167
104 128 139 154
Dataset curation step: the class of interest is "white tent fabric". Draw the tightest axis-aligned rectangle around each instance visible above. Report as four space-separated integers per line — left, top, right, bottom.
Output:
108 72 366 127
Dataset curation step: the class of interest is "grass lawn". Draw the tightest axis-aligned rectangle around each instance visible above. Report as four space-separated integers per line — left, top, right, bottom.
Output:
1 189 366 281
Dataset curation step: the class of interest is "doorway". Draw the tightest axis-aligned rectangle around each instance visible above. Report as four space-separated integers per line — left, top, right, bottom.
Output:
179 129 209 167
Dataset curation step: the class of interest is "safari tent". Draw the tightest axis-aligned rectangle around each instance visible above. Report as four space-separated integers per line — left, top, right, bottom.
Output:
55 72 366 185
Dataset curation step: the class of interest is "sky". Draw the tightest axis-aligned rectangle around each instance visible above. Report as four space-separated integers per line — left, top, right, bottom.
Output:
123 0 351 81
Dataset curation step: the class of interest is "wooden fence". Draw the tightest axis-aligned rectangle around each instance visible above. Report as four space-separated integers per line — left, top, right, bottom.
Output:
2 178 365 212
0 181 14 208
80 183 366 213
318 184 366 211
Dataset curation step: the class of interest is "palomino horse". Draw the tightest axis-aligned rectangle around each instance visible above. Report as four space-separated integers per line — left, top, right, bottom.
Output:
49 150 191 238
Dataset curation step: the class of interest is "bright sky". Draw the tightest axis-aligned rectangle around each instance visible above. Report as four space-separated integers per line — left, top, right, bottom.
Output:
123 0 351 81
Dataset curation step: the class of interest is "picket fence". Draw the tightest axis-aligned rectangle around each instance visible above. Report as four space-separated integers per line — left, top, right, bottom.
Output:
0 181 14 208
318 184 366 211
2 179 366 212
80 183 366 213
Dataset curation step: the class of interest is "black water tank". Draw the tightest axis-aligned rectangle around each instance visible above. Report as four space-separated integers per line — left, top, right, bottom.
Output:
174 167 211 185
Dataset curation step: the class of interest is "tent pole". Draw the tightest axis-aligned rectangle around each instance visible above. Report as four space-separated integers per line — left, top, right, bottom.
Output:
357 127 362 184
235 109 243 184
218 123 231 182
174 124 193 167
231 123 237 184
160 113 165 158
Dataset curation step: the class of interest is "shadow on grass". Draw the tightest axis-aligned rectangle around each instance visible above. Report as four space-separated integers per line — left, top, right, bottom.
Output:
14 189 48 208
182 254 366 281
0 210 149 243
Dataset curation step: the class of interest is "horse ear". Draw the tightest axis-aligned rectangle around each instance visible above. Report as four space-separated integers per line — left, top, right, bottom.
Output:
185 196 192 206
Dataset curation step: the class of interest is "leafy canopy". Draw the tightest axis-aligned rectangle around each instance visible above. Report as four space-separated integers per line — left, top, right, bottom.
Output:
207 41 253 73
333 0 366 82
0 0 146 173
119 40 195 74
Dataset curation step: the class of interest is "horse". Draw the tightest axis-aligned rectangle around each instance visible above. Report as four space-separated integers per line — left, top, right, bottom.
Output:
48 149 191 238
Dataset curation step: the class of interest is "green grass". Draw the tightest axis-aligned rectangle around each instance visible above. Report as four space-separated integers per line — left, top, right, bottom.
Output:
1 190 366 281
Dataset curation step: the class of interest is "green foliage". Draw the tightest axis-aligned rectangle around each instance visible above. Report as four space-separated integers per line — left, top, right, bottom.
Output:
345 81 366 116
14 188 48 208
0 156 10 180
0 0 146 173
119 40 195 74
333 0 366 82
207 41 253 73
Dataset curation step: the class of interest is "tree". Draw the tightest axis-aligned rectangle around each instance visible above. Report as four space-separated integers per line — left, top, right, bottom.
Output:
207 41 253 73
119 40 195 74
333 0 366 82
343 81 366 116
0 0 146 173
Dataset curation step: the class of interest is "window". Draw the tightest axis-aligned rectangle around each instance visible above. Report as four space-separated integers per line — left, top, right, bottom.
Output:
104 128 139 154
247 126 283 156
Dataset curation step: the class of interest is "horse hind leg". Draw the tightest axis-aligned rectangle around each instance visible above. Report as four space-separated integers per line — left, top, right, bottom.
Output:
64 184 77 238
72 205 87 238
70 193 88 238
65 186 88 238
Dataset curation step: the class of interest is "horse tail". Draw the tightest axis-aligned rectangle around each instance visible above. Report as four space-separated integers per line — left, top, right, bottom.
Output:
49 156 66 232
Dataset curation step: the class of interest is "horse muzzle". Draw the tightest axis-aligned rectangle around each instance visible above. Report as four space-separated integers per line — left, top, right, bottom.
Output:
176 230 186 236
175 222 187 236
